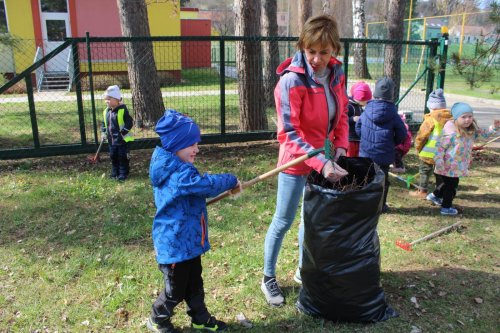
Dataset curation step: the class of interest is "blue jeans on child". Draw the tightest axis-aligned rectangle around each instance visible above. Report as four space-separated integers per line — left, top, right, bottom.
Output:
263 172 307 277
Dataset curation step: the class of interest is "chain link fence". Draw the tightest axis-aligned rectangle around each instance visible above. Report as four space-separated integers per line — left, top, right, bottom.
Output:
0 36 442 159
367 11 499 95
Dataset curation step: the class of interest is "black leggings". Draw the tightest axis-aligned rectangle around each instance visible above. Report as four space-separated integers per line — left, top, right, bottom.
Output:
433 175 459 208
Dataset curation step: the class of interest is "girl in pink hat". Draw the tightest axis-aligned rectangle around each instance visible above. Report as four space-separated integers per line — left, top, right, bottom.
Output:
347 81 372 157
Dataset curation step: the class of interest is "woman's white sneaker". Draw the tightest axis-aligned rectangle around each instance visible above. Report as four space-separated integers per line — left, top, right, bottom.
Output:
261 278 285 307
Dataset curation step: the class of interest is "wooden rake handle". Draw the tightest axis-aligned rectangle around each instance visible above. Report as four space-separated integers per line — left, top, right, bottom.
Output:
473 135 500 150
396 220 462 251
207 147 325 206
89 136 105 163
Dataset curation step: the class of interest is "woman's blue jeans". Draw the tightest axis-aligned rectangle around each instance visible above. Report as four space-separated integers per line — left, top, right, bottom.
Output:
263 172 307 277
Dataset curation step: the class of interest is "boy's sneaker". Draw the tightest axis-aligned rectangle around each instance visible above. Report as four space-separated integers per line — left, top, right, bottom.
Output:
426 193 443 206
192 316 227 332
147 317 179 333
440 207 458 216
261 277 285 307
293 269 302 285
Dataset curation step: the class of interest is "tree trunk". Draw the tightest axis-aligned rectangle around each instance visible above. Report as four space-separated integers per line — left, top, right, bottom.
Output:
352 0 371 79
298 0 312 35
331 0 353 38
262 0 280 111
384 0 407 102
322 0 332 15
116 0 164 128
234 0 267 131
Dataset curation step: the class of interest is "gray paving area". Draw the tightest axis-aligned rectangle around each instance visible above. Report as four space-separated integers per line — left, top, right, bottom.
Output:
445 93 500 128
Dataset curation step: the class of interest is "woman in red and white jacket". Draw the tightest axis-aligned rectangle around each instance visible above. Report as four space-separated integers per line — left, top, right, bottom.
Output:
261 14 349 308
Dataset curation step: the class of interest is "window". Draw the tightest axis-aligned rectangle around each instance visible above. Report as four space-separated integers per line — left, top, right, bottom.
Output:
0 0 7 33
46 20 66 41
41 0 67 13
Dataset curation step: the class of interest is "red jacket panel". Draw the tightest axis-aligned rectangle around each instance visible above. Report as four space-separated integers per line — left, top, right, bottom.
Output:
274 51 349 175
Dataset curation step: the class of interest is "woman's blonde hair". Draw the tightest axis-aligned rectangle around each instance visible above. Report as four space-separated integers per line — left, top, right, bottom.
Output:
296 15 342 56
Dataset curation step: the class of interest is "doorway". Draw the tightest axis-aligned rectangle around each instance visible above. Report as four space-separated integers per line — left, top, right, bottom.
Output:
39 0 71 72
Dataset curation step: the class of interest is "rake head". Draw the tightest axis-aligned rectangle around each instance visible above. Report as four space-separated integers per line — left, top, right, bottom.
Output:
404 173 421 189
87 154 101 164
395 239 412 251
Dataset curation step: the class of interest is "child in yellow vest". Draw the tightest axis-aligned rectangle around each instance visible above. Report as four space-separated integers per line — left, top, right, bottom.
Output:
102 85 134 181
410 89 452 199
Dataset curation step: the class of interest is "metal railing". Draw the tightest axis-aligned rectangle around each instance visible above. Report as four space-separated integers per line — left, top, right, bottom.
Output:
0 36 444 160
34 46 43 92
66 47 73 92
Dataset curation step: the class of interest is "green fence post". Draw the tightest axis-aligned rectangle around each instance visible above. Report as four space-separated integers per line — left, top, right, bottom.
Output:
219 37 226 136
436 27 449 89
425 39 438 115
72 40 87 145
25 76 40 149
343 41 349 88
86 32 98 144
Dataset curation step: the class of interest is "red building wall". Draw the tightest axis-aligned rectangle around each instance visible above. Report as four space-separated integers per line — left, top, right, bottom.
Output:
181 19 211 69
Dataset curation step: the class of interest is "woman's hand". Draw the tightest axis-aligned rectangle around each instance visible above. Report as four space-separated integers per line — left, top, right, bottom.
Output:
322 160 348 183
333 148 347 161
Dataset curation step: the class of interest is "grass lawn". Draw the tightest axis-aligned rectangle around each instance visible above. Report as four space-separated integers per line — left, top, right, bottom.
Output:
0 141 499 333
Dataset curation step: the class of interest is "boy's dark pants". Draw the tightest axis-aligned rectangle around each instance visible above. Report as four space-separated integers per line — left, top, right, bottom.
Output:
109 144 129 178
394 149 405 168
418 160 444 192
379 164 390 207
433 175 459 208
152 256 210 325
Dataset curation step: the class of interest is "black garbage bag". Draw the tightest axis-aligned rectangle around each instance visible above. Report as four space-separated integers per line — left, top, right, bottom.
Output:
297 156 398 323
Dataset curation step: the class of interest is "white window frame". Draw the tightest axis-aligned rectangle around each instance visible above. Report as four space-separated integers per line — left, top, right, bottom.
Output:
0 0 9 33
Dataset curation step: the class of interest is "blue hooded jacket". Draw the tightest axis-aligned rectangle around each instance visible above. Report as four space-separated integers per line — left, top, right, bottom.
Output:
149 146 238 264
355 99 408 166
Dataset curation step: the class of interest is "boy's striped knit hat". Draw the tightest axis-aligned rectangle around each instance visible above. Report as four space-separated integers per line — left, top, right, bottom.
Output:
426 89 447 109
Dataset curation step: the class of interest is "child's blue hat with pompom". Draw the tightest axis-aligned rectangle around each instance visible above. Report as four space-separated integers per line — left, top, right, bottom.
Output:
155 109 201 153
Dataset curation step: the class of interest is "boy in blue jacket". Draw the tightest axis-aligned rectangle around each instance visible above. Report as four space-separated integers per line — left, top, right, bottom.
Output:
147 109 240 333
355 77 407 212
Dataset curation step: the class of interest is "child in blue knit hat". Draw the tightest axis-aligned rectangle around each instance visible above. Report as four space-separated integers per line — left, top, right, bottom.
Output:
428 103 499 216
147 109 241 333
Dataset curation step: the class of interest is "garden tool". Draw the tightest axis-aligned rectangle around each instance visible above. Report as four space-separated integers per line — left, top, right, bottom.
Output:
389 171 424 191
207 142 331 205
472 135 500 151
88 136 105 164
395 220 462 251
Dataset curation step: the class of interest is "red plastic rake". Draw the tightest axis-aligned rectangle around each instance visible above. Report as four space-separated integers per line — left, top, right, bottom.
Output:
396 220 462 251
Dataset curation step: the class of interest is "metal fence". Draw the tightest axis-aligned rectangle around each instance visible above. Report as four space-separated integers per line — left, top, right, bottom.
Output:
0 35 443 160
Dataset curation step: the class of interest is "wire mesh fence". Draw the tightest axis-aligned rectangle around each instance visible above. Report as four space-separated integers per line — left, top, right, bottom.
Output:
0 36 441 159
